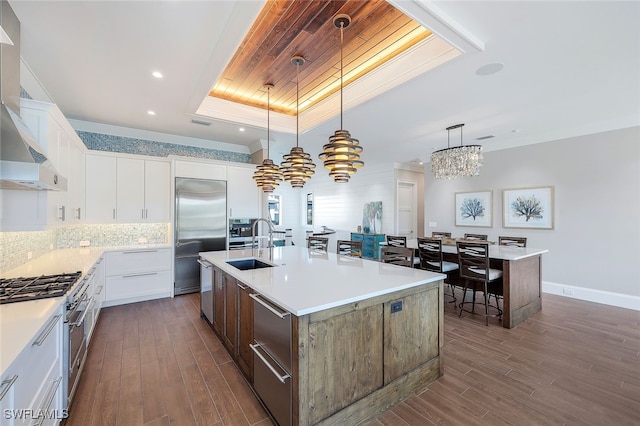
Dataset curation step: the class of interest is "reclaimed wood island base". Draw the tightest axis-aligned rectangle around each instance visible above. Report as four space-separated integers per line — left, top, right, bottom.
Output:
200 247 445 426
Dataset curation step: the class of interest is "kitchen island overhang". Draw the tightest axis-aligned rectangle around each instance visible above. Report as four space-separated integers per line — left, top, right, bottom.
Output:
200 246 445 426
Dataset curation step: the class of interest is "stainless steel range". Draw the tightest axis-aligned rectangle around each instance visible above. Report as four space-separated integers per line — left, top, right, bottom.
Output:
0 271 90 410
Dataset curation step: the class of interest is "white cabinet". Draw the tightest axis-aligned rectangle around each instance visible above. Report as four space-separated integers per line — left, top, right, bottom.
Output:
85 155 170 223
66 140 85 223
228 165 262 218
85 256 105 344
0 305 64 426
85 155 117 223
1 100 85 231
104 248 172 307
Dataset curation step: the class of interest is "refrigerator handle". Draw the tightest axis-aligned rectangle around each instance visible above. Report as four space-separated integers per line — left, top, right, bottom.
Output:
175 190 180 242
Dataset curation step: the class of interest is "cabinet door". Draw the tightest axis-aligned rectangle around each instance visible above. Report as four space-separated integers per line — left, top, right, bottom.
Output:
116 157 145 222
144 160 170 222
67 141 85 223
224 274 238 354
213 268 225 336
237 281 254 381
85 155 117 223
105 270 172 302
227 165 261 218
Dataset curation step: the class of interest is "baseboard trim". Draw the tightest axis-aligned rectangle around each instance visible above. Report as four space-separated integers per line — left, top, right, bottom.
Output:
542 281 640 311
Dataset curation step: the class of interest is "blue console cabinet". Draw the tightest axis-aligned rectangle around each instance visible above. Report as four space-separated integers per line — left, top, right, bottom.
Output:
350 233 385 260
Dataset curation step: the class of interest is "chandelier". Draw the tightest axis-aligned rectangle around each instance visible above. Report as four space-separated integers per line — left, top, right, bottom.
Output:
430 124 483 179
281 56 315 188
318 14 364 183
253 84 283 192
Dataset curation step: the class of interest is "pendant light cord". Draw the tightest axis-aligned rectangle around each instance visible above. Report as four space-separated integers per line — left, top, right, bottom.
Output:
296 63 299 148
267 85 271 158
340 22 344 130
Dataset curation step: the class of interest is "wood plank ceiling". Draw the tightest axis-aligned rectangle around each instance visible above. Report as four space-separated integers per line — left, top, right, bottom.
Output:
208 0 432 116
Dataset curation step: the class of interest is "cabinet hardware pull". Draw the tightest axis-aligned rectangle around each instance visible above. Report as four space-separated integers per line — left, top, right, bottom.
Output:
249 293 290 319
72 298 94 327
33 314 62 346
59 205 66 221
236 282 248 290
122 249 157 254
142 208 145 219
96 285 104 294
122 272 158 278
113 208 116 219
0 375 18 401
145 209 148 219
196 259 212 268
76 207 82 220
250 343 290 384
32 376 62 426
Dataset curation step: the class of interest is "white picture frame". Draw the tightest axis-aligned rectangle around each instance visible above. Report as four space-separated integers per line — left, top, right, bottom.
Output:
502 186 554 229
455 191 493 227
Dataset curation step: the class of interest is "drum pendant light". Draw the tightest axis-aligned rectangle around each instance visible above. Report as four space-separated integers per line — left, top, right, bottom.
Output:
253 84 283 192
281 56 315 188
318 14 364 183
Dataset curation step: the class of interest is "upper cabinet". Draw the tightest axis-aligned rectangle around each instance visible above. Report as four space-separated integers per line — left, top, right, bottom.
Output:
85 154 170 223
0 100 86 231
227 165 262 219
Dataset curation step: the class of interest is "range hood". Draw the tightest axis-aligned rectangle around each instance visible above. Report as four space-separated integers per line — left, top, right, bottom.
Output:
0 0 66 191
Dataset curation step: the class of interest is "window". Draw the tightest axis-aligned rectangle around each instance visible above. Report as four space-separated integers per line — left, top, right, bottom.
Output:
268 194 281 225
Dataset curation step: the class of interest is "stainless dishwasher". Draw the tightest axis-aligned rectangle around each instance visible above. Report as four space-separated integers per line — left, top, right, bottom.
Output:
250 293 292 426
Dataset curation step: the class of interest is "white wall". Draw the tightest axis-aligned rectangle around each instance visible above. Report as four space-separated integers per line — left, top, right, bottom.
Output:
425 126 640 308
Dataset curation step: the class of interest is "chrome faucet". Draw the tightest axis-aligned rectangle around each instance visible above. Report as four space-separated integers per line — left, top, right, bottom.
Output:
252 218 275 259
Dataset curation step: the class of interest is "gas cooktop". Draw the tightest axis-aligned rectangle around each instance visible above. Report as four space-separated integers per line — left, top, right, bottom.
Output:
0 271 82 305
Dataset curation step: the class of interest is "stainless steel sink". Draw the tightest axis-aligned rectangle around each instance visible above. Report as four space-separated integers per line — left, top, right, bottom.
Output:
226 258 274 271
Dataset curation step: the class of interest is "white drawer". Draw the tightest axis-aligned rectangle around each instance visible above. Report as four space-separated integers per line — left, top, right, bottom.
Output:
105 270 172 302
105 248 171 276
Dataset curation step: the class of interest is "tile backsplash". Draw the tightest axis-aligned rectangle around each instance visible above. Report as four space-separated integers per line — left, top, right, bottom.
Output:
0 223 170 273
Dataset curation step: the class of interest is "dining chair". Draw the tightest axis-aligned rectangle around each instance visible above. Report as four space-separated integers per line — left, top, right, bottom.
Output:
456 241 503 326
336 240 363 257
381 246 414 267
417 237 458 304
431 231 452 238
307 236 328 252
498 236 527 247
386 235 407 247
464 233 488 241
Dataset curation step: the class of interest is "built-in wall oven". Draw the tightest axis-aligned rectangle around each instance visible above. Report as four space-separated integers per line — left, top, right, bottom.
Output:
63 274 92 409
250 293 292 426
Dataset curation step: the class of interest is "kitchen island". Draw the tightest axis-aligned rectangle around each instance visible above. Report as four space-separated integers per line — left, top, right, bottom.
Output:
199 246 445 426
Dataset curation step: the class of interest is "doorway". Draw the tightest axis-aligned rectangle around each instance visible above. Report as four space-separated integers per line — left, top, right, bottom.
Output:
396 181 417 239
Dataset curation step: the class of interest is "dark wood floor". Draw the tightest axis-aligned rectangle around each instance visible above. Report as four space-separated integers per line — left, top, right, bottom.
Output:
66 289 640 426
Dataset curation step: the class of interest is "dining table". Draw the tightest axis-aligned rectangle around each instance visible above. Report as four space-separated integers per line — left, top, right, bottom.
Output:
381 238 549 328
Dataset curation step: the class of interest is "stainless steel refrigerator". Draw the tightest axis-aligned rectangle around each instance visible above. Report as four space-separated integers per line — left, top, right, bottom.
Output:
174 177 227 295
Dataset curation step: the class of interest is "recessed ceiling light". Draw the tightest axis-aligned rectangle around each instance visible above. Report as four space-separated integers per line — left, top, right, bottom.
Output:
147 110 156 116
152 71 163 79
239 127 245 132
475 62 504 76
512 129 521 133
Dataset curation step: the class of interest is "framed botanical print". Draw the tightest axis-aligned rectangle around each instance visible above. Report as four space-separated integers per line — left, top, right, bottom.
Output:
502 186 554 229
455 191 492 227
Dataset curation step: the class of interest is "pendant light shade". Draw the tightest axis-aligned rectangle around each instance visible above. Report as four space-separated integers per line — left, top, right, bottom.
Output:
430 124 483 179
253 84 283 193
318 14 364 183
281 56 315 188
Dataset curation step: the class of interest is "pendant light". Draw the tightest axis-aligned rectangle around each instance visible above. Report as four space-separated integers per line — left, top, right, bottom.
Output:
281 56 316 188
253 84 283 192
318 14 364 183
430 124 483 179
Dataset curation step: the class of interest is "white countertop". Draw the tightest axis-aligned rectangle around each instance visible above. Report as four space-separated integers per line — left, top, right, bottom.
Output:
199 246 445 316
0 243 171 375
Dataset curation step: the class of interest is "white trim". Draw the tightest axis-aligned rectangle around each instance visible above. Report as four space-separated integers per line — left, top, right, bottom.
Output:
543 281 640 311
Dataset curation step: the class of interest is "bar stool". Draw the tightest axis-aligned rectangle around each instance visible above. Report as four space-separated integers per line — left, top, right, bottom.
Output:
307 236 328 252
417 237 458 304
456 241 503 326
464 233 488 241
381 246 414 267
337 240 363 257
431 231 452 238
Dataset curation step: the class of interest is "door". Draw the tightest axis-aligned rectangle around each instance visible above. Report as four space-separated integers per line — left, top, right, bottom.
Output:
397 181 417 239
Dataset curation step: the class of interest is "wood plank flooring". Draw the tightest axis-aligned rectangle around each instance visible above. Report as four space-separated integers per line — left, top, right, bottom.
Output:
65 290 640 425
